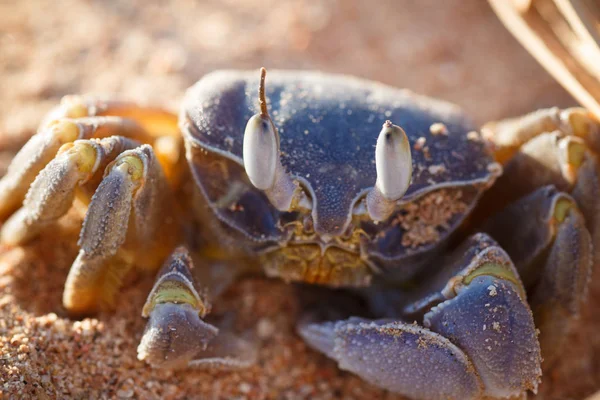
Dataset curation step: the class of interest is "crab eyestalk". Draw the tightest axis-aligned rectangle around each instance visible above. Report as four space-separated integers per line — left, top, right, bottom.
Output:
243 68 311 212
366 121 413 221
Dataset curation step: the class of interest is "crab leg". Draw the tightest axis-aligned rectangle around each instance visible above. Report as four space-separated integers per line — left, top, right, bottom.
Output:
138 247 256 369
45 97 183 181
571 151 600 266
475 106 599 216
482 106 599 164
62 145 180 314
42 95 179 137
474 107 599 367
0 94 181 220
483 186 592 366
299 234 541 400
0 116 159 220
0 136 140 246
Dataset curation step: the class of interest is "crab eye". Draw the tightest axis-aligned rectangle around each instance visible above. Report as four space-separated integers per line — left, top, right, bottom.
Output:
242 68 312 213
243 114 278 190
366 120 413 221
375 121 412 201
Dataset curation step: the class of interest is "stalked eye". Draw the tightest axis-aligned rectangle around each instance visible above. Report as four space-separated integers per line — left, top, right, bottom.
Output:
375 120 412 201
243 114 278 190
366 120 413 222
242 68 312 212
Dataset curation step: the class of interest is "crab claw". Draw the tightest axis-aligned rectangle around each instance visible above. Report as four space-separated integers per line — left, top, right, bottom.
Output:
242 68 311 212
366 120 413 221
299 234 541 399
483 186 593 366
301 318 482 400
138 247 256 370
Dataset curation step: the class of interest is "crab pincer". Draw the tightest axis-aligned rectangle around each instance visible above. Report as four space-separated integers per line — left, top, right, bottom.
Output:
299 234 541 400
138 247 256 369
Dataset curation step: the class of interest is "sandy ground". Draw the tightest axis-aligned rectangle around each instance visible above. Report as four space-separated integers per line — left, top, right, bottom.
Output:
1 0 599 399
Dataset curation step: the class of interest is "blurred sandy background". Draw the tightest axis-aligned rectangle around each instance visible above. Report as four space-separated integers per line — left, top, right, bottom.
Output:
1 0 599 399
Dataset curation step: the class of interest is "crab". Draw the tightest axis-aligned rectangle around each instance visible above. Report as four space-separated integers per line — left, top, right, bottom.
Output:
0 66 598 400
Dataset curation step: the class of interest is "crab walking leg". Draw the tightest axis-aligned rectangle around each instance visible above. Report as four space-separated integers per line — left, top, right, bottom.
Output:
0 120 79 219
42 95 179 137
477 106 597 366
482 106 599 164
63 145 180 314
0 116 160 220
138 247 257 369
0 137 141 246
475 107 599 221
572 152 600 270
299 233 541 400
483 186 593 366
43 96 183 183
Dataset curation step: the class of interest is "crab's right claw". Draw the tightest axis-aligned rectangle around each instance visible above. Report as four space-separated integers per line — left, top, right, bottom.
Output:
138 247 257 370
299 234 541 400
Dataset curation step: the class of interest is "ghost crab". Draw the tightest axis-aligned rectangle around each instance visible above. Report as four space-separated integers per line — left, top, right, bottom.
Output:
0 67 597 400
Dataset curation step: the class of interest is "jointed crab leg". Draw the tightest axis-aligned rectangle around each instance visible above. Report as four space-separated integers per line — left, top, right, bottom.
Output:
571 151 600 266
0 119 80 220
138 247 257 369
0 94 182 220
63 145 180 314
480 107 598 366
0 116 161 220
42 95 179 137
46 97 183 183
0 136 141 246
482 106 598 164
0 96 185 315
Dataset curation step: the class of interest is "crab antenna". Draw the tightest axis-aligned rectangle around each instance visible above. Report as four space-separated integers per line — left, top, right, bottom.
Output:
259 67 268 117
243 67 312 212
366 120 412 221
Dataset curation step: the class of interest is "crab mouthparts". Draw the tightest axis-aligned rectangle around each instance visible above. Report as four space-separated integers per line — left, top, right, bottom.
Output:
261 243 373 287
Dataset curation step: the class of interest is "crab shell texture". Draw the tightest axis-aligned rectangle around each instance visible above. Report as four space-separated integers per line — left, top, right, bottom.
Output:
182 70 498 286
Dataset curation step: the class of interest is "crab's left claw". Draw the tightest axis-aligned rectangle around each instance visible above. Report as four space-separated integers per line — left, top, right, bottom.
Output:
299 234 541 400
300 318 484 400
138 247 257 370
484 186 593 367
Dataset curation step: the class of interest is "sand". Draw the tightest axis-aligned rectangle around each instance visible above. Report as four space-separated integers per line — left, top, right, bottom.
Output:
1 0 599 399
